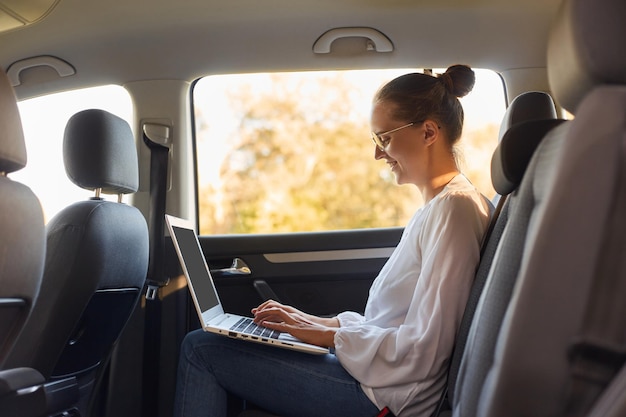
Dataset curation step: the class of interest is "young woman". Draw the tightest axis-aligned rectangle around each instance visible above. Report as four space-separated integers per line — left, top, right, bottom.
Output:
174 65 492 417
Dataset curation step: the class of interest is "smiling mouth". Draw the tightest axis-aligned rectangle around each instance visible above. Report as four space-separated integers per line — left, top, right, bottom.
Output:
388 161 398 170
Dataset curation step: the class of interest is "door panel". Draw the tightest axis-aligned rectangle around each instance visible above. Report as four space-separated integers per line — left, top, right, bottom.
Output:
198 227 403 317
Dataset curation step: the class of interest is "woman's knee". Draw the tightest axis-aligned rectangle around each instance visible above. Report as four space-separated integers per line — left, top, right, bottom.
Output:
182 329 209 346
181 329 214 360
180 330 236 360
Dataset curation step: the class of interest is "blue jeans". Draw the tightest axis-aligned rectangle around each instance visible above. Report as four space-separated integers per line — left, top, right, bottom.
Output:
174 329 379 417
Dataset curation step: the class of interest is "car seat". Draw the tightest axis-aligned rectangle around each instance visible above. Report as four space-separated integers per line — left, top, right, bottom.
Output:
0 66 48 416
453 0 626 416
4 109 150 416
0 63 45 369
438 90 563 416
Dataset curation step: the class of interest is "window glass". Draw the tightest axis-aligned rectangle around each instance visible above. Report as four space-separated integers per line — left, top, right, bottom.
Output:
14 85 133 223
193 69 505 235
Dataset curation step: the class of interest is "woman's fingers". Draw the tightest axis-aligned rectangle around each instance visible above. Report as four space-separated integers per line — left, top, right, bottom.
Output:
252 301 305 321
252 299 281 313
253 306 291 324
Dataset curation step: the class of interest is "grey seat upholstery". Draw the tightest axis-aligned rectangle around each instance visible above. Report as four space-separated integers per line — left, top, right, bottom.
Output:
453 0 626 416
490 90 558 206
449 119 565 417
0 68 45 366
496 91 558 143
4 109 150 416
442 91 562 413
0 68 48 415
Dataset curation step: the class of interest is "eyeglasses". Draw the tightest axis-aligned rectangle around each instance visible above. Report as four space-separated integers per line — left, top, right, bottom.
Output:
370 122 416 151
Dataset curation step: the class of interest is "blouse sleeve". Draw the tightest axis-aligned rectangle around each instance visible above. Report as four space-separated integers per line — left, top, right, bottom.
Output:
333 192 488 387
336 311 366 327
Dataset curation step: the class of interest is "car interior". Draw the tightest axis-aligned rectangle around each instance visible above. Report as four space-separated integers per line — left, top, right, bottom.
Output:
1 0 625 416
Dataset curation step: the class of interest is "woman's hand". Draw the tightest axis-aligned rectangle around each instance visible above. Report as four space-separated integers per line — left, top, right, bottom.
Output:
252 300 303 319
253 304 337 348
252 300 339 348
252 300 339 328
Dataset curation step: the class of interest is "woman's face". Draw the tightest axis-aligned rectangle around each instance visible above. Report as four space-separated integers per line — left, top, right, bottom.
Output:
370 101 429 186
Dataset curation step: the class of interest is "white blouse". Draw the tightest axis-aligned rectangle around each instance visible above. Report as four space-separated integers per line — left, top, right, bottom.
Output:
334 174 491 417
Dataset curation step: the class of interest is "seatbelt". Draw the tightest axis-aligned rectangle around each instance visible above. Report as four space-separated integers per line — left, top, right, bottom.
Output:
141 123 171 417
376 406 396 417
480 194 507 258
564 139 626 416
431 388 451 417
142 123 171 296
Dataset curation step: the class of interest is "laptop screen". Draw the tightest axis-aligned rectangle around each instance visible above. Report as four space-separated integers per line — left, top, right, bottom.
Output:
171 225 220 312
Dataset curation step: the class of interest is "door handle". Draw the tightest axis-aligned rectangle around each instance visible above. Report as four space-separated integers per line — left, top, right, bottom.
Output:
211 257 251 276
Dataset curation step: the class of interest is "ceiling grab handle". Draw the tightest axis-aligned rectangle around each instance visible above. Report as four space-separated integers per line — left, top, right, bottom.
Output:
7 56 75 87
312 27 394 54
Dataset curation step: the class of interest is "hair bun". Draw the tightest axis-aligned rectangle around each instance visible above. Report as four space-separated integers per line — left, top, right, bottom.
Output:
438 65 475 98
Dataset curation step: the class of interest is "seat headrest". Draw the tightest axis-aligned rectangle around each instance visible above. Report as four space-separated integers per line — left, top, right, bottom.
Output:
0 69 27 174
63 109 139 195
498 91 558 141
548 0 626 113
491 119 566 195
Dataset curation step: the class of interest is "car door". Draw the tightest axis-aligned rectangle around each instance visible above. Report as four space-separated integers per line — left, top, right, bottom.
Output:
200 227 402 318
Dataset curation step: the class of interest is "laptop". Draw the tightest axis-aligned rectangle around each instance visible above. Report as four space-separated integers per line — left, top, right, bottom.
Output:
165 214 330 355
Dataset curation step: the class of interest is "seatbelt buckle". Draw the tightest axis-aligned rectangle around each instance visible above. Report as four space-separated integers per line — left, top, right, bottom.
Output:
144 277 170 301
145 283 159 301
376 407 396 417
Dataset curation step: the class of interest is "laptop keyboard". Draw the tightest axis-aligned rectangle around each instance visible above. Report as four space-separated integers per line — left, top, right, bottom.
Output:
230 317 280 339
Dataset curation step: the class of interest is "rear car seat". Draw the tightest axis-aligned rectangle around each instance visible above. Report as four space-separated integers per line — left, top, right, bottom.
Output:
453 0 626 416
439 91 563 416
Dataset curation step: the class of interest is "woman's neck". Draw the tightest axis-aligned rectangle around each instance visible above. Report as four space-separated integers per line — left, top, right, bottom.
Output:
418 140 460 203
421 169 460 203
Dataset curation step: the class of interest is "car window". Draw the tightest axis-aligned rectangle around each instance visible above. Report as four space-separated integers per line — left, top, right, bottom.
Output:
194 69 505 235
14 85 134 223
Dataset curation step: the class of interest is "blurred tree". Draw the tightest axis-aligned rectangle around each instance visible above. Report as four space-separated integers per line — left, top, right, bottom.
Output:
458 124 499 199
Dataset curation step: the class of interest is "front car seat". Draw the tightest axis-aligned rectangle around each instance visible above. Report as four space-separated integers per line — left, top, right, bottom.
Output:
0 64 45 368
4 109 150 416
0 66 63 417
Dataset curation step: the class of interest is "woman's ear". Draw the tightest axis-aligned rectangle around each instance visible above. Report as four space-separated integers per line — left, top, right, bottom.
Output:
423 120 439 146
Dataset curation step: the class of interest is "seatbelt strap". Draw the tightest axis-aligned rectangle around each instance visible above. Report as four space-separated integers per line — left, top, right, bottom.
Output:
480 194 507 258
142 123 171 297
376 406 396 417
565 138 626 416
431 387 451 417
141 123 170 417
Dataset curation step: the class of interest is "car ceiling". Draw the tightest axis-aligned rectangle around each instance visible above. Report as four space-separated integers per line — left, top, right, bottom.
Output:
0 0 563 100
